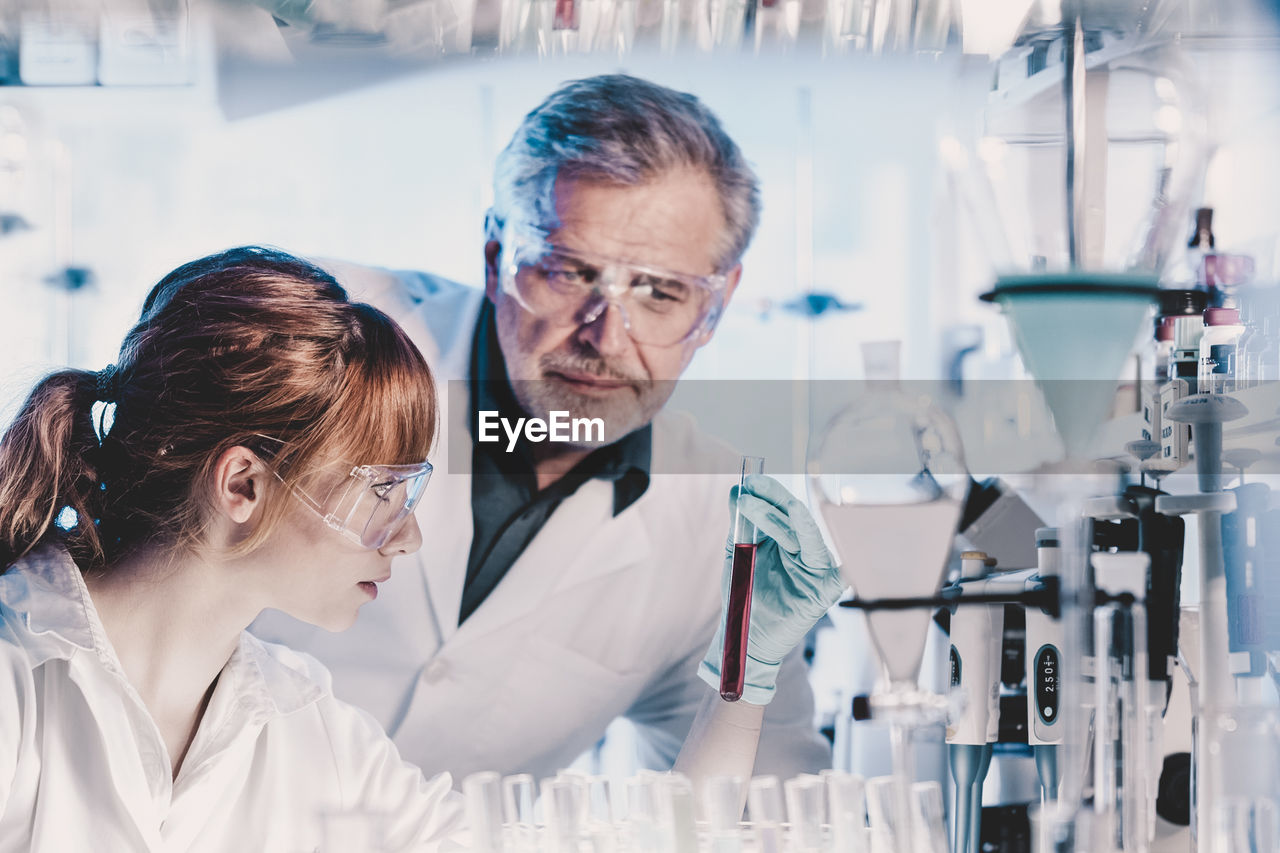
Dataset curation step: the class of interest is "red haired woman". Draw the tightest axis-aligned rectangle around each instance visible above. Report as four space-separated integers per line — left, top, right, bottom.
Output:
0 247 844 851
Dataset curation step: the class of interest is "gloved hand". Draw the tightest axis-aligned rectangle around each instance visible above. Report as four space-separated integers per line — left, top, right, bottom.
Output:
698 474 847 705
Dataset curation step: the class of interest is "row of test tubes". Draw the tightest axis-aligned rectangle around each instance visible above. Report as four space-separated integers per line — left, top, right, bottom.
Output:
495 0 943 57
461 769 950 852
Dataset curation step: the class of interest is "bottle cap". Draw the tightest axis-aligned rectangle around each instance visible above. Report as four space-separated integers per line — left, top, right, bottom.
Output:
1204 307 1240 326
1158 288 1208 318
1157 316 1177 341
1035 527 1059 548
960 551 989 581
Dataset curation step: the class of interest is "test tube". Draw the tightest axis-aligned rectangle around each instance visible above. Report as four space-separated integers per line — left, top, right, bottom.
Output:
910 782 948 853
502 774 537 853
721 455 765 701
704 776 743 826
784 774 826 852
553 0 578 29
626 775 663 853
464 772 505 853
660 774 699 853
866 776 907 853
748 776 785 853
542 777 584 853
1029 802 1078 853
827 772 869 853
584 776 619 853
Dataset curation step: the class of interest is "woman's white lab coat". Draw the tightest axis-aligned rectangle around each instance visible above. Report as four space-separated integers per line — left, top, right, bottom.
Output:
0 546 464 852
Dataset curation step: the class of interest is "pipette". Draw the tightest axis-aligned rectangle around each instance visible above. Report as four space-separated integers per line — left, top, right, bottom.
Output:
946 552 996 853
721 456 765 702
1026 529 1065 802
1092 552 1154 853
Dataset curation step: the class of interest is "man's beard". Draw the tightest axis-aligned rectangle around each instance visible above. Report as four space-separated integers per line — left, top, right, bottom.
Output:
510 349 665 448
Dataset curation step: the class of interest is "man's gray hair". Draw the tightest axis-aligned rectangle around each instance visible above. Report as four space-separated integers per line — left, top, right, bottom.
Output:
492 74 762 272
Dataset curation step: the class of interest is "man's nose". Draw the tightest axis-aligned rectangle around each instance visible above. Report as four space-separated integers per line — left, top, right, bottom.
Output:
575 297 633 357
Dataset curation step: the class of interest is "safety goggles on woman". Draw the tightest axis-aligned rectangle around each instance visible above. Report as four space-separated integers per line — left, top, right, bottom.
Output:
250 436 432 550
500 229 729 347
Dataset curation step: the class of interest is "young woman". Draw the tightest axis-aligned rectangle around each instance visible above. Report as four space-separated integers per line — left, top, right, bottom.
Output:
0 247 845 851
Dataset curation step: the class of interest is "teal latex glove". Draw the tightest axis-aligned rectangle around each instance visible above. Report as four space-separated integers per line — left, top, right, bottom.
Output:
698 474 847 705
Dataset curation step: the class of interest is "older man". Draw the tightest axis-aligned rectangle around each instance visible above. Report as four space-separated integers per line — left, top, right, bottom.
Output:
256 74 831 781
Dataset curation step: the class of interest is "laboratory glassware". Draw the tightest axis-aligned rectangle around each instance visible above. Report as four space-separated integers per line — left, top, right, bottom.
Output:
827 772 870 853
722 455 765 701
809 386 967 853
502 774 537 852
464 772 504 853
748 775 785 853
783 774 825 852
1199 308 1245 395
704 776 745 853
910 781 949 853
1091 552 1154 853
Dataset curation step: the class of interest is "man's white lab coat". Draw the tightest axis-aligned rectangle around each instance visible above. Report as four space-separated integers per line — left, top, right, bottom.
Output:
254 265 831 782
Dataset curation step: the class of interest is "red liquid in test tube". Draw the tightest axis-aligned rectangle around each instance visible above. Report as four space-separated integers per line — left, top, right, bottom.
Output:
554 0 578 30
720 456 765 702
720 543 758 701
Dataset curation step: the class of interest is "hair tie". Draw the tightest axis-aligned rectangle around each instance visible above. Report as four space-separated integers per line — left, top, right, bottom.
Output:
95 365 120 404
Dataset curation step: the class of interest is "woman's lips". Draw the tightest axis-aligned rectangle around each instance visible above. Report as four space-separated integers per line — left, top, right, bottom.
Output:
358 579 387 599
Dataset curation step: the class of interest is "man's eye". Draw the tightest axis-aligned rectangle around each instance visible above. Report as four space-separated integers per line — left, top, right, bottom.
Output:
635 275 689 303
543 261 596 285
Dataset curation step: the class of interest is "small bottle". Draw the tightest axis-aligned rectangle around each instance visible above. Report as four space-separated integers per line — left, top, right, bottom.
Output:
1234 297 1259 389
1153 316 1176 385
1169 312 1204 394
1240 293 1278 386
1255 311 1280 383
1199 307 1245 394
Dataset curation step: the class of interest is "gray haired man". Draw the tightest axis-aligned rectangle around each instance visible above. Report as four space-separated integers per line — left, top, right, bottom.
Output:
256 74 831 781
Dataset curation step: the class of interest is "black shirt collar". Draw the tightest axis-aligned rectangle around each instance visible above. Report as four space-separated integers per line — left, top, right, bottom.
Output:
469 300 651 516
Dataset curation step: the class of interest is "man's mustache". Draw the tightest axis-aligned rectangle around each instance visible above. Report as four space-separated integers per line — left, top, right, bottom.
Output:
539 351 648 387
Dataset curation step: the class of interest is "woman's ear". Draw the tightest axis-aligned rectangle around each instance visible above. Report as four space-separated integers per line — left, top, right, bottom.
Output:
210 446 265 525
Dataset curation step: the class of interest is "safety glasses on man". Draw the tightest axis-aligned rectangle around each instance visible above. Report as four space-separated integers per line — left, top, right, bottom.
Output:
501 229 729 347
251 435 432 550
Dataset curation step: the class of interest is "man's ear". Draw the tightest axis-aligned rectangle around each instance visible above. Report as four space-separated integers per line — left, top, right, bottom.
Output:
210 446 264 526
484 239 502 304
483 210 503 304
694 264 744 348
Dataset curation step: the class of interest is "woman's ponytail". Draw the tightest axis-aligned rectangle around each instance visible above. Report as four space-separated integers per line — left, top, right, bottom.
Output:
0 370 106 569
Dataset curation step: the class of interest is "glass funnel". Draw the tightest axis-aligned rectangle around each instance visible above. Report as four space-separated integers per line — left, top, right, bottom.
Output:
808 385 968 699
961 28 1202 458
809 386 968 850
